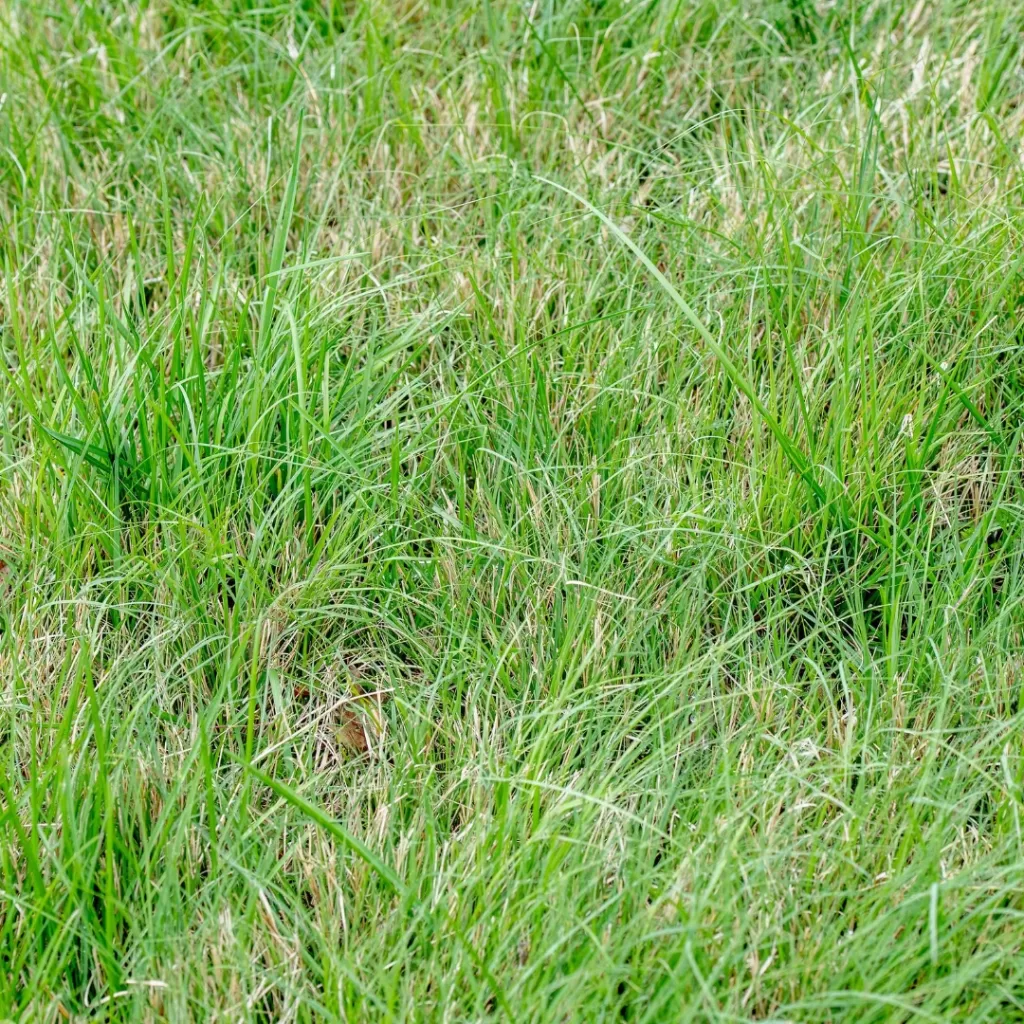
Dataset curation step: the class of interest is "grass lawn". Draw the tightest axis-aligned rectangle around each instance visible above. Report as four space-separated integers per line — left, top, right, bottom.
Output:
2 0 1024 1019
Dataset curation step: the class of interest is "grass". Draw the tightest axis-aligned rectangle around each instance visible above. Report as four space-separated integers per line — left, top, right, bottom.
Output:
1 0 1024 1019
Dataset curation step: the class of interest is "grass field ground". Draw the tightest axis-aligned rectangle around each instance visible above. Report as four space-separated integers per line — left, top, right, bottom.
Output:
2 1 1024 1020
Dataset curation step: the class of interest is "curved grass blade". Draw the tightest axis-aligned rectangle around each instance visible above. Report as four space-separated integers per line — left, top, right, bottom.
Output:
239 757 405 894
239 757 514 1019
537 175 826 505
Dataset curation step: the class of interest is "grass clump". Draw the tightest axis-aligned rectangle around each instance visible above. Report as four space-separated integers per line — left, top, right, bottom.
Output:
2 0 1024 1020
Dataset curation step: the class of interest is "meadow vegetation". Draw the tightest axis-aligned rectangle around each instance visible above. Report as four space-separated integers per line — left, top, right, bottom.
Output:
1 0 1024 1019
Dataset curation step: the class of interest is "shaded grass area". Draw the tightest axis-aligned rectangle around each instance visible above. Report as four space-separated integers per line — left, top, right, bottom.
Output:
1 0 1024 1019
